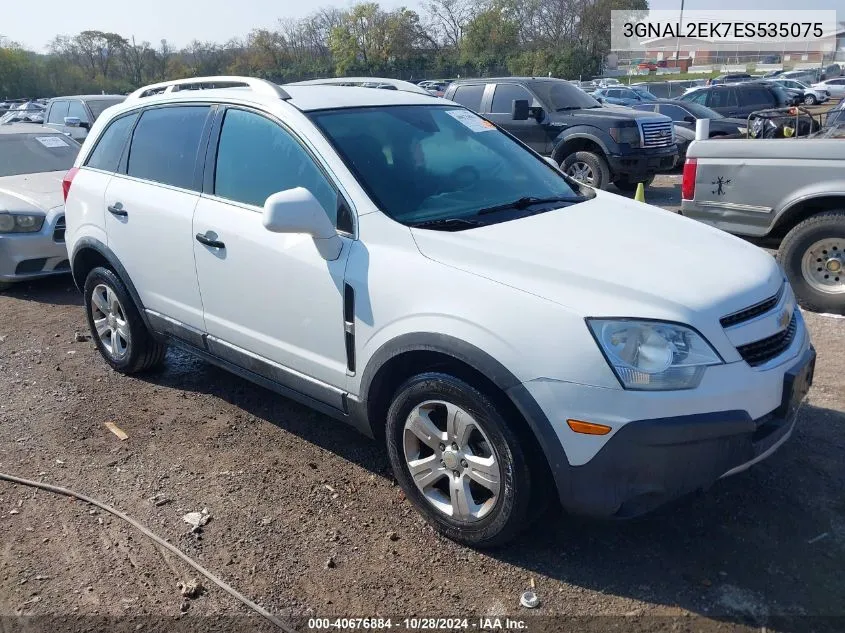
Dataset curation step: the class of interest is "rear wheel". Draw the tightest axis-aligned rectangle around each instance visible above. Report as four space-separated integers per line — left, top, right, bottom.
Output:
385 372 534 547
561 151 610 189
83 266 167 373
778 211 845 315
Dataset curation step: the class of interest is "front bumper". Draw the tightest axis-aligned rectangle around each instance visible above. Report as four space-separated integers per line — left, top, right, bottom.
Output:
0 210 70 283
606 146 678 179
512 323 814 518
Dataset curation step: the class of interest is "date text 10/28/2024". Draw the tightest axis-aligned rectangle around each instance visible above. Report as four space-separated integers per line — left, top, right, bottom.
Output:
308 618 528 630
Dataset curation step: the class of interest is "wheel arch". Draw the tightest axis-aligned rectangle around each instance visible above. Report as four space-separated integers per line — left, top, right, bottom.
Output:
551 131 610 165
358 333 562 493
71 237 151 331
771 194 845 239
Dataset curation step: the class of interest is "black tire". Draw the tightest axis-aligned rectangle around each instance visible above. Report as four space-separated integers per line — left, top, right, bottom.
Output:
561 150 610 189
83 266 167 373
0 281 12 292
804 94 817 106
385 372 534 548
613 174 655 192
777 211 845 315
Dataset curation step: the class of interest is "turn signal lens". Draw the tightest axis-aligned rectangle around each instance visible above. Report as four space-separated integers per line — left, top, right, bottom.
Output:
566 420 612 435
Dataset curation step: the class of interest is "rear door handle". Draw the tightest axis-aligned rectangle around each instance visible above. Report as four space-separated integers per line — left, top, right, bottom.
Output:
195 232 225 249
107 203 127 217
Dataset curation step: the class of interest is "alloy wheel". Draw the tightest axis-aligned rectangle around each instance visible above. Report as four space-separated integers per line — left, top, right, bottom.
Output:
402 400 501 522
566 161 595 185
90 283 131 359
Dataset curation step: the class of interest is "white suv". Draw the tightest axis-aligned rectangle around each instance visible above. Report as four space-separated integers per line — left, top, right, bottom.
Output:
63 76 815 547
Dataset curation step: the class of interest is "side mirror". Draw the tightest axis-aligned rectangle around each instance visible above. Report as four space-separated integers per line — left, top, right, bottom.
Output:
64 116 81 127
595 96 605 103
262 187 343 261
512 99 530 121
683 116 696 124
529 105 545 122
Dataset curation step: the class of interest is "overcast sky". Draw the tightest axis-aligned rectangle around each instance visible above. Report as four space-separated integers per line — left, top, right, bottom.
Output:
1 0 842 51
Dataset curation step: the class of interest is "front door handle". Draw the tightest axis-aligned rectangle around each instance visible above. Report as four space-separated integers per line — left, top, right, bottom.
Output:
195 232 225 249
107 203 128 217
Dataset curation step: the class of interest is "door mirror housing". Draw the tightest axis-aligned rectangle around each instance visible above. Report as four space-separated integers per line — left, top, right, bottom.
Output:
512 99 530 120
63 116 81 127
262 187 343 261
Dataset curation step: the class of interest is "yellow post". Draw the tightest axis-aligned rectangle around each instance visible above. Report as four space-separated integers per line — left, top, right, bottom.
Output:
634 182 646 203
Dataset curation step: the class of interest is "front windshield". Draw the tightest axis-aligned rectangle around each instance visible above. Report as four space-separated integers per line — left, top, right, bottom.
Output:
530 81 601 110
310 105 584 226
0 133 79 177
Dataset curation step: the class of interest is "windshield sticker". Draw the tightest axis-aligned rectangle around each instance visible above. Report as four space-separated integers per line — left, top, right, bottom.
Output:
35 136 69 148
445 109 496 132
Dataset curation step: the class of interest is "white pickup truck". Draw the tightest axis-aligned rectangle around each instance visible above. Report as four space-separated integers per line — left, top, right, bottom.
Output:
681 137 845 315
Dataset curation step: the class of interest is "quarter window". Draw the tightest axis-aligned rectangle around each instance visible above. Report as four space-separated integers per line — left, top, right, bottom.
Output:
213 108 338 225
126 106 210 190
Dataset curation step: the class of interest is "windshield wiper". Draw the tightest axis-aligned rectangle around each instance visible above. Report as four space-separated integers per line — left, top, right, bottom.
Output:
476 196 585 216
409 217 482 230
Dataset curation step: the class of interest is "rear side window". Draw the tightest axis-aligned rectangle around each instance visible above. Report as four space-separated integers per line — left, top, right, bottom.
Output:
658 104 690 121
450 85 485 112
214 108 338 224
490 84 533 113
47 101 68 124
127 106 209 190
86 112 138 172
709 89 737 108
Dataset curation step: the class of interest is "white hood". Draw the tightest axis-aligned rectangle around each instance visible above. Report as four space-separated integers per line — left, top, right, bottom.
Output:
0 171 65 214
411 192 783 323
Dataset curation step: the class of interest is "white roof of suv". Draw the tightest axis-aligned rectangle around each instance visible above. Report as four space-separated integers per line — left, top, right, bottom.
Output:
119 75 438 115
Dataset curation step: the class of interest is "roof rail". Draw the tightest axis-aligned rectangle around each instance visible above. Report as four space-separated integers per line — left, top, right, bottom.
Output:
126 76 290 101
285 77 431 96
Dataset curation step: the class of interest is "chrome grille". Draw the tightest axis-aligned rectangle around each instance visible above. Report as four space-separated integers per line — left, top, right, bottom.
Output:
640 120 674 147
720 285 784 328
736 313 798 367
53 215 65 242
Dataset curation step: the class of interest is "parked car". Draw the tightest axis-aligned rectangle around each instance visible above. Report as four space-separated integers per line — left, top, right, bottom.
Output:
630 100 747 137
444 77 677 190
0 101 45 125
812 77 845 99
43 95 127 140
592 87 648 106
0 124 80 290
678 82 799 118
712 73 753 85
781 69 819 84
767 78 829 105
64 75 813 547
682 137 845 314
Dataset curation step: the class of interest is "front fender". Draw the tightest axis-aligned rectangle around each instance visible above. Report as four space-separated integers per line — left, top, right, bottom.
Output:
552 127 613 158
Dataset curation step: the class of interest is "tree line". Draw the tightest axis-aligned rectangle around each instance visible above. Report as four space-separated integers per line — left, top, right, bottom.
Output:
0 0 646 99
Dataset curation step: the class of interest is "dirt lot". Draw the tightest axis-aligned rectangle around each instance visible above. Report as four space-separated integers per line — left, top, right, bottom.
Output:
1 253 844 631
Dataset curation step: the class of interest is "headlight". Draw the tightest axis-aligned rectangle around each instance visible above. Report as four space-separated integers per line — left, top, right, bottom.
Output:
609 122 641 147
0 212 45 233
587 319 723 391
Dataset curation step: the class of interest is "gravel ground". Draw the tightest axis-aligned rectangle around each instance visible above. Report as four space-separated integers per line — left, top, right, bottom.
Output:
1 219 844 632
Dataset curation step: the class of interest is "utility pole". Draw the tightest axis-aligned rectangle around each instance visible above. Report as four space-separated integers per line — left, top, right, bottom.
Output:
674 0 685 64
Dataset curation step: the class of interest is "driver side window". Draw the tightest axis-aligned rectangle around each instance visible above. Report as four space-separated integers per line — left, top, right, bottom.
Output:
214 108 338 226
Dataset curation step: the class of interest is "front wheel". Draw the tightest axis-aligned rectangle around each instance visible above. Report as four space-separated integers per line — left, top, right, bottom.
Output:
613 174 655 192
83 266 168 373
561 151 610 189
778 211 845 315
385 372 534 547
804 94 818 106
